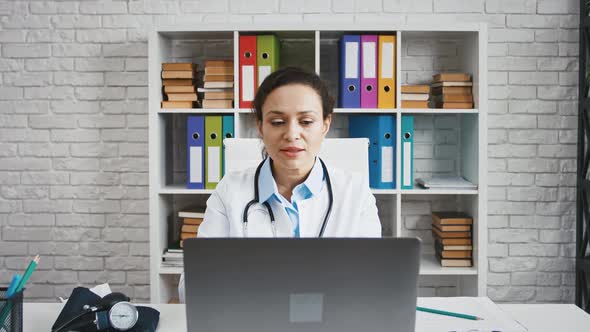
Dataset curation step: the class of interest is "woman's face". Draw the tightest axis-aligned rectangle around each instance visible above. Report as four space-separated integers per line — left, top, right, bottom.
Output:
257 83 331 174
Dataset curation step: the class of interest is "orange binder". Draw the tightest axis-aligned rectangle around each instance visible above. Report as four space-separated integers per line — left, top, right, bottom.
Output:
378 35 396 109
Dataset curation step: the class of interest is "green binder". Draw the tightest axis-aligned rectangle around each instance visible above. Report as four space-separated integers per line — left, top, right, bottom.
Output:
205 115 223 189
257 35 280 86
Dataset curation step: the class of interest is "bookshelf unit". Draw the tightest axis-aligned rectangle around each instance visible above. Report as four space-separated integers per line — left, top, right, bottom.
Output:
149 23 487 303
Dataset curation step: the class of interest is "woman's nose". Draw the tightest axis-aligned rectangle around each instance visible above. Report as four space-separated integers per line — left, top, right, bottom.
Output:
284 121 301 140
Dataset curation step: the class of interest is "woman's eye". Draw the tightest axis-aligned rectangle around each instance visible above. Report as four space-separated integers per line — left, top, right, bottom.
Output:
301 120 314 125
270 120 284 126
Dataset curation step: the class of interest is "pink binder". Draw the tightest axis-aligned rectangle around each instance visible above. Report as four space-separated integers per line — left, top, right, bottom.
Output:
360 35 378 108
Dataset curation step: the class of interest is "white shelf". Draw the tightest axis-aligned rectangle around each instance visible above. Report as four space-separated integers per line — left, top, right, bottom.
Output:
160 266 184 275
159 254 478 276
335 108 479 114
150 24 487 303
400 109 479 114
334 108 397 113
158 184 214 194
419 254 477 275
158 108 235 114
401 188 478 195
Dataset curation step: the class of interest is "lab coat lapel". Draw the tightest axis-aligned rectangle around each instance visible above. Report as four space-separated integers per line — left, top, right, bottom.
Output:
298 188 329 238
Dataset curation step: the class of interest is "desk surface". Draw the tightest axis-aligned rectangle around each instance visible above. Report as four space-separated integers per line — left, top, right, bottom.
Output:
25 300 590 332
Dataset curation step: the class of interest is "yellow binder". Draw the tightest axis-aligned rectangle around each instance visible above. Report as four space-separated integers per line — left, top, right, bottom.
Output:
378 35 396 109
205 116 223 189
257 35 280 86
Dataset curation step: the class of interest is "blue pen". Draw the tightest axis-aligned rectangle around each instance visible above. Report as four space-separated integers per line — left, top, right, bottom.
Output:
6 274 21 298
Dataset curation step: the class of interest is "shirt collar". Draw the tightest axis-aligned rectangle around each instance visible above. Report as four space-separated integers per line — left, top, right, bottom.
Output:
257 157 324 203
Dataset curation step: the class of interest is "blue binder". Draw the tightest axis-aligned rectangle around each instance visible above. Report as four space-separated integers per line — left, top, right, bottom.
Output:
401 116 414 189
221 115 234 177
339 35 361 108
187 115 205 189
348 115 395 189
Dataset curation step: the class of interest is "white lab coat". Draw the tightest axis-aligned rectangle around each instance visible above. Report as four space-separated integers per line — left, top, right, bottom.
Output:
178 163 382 302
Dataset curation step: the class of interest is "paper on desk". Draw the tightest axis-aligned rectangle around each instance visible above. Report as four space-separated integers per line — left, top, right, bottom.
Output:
58 283 112 303
416 297 527 332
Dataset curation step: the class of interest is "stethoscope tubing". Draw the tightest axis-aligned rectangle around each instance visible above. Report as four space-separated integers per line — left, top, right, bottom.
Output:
242 157 333 238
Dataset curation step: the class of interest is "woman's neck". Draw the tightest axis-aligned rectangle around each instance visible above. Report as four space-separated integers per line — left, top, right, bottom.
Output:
271 159 314 201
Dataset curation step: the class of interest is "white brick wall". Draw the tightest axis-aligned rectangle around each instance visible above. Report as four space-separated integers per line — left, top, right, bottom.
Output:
0 0 578 303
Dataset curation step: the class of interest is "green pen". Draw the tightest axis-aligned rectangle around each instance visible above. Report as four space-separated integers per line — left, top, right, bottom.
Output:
0 255 39 330
417 306 482 320
14 255 39 293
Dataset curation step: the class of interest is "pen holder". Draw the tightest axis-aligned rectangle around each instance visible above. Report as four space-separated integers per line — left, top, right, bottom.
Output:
0 287 23 332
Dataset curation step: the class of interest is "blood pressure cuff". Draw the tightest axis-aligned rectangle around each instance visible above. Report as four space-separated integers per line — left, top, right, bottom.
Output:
52 287 160 332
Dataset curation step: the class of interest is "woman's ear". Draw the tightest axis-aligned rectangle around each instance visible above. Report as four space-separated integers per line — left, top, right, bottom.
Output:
257 119 263 138
322 114 332 135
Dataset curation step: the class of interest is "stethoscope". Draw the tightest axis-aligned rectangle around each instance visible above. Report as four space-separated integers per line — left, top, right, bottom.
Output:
242 157 333 238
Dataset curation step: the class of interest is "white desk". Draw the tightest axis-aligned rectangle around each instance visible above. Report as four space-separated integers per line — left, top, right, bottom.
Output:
24 300 590 332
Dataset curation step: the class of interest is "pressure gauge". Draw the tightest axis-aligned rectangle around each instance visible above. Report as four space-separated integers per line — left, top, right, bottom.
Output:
108 301 139 331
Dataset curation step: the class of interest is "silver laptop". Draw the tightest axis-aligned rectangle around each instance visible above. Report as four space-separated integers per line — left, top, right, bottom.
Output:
183 238 421 332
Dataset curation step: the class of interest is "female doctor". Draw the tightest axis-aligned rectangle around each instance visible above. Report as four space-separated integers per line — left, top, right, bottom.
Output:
178 66 381 302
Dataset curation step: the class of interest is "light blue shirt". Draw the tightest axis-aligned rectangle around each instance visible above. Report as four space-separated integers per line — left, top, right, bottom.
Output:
258 157 325 237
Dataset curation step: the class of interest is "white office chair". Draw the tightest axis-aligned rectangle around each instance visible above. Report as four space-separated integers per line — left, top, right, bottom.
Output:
223 138 370 181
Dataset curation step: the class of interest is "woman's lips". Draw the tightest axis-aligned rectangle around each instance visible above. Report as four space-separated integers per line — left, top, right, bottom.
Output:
280 147 304 158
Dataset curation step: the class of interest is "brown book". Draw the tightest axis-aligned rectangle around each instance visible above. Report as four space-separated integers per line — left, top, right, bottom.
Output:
204 74 234 82
162 79 195 86
431 94 473 103
164 85 196 93
436 254 473 267
162 63 195 71
434 239 473 251
435 102 474 109
431 81 473 88
162 71 196 79
161 101 194 108
431 86 472 95
202 99 233 109
181 224 200 233
183 217 204 225
431 227 471 239
166 93 198 101
432 222 471 232
181 232 197 240
401 85 430 94
205 66 233 76
438 250 472 259
433 73 471 82
435 237 472 246
432 211 473 225
401 100 429 109
204 81 234 89
204 60 233 67
205 91 234 100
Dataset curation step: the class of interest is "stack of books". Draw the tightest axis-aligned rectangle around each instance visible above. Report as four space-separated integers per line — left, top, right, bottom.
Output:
431 211 473 267
161 248 183 268
179 209 205 248
201 59 234 109
401 85 430 108
161 62 200 109
431 73 473 109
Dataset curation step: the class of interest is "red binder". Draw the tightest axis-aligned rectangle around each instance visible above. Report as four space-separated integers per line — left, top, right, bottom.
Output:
239 35 257 109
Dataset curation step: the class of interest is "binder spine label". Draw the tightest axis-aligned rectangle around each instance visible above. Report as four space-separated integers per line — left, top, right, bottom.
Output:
362 42 376 78
242 65 254 101
403 142 411 186
382 42 394 79
189 146 202 183
345 42 359 78
382 146 393 183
